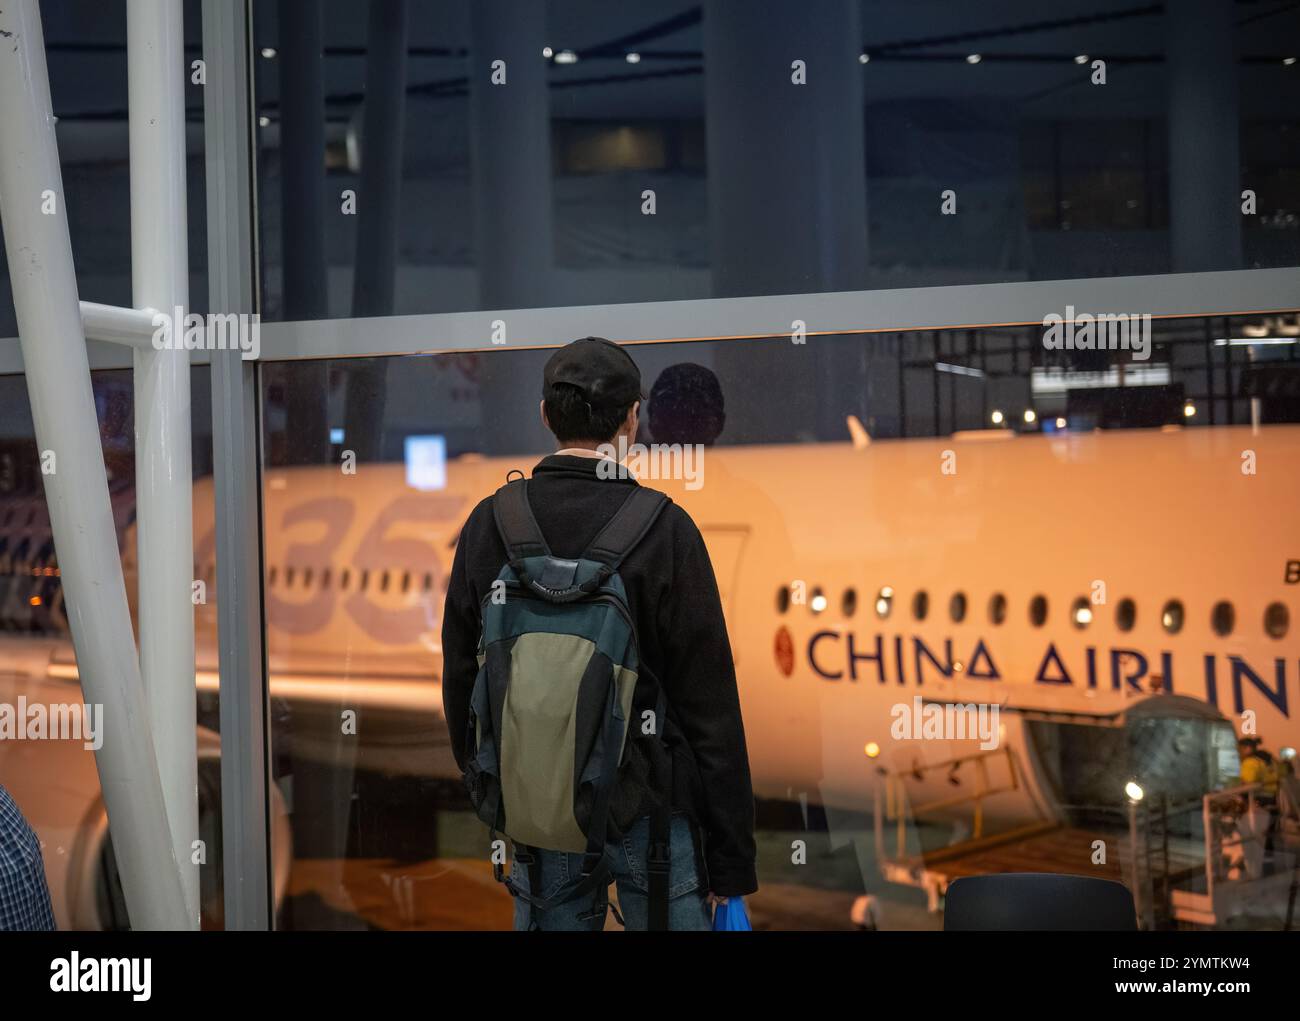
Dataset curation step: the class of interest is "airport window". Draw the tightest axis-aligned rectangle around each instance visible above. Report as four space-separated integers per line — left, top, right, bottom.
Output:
1265 602 1289 639
9 0 1294 941
1212 600 1235 637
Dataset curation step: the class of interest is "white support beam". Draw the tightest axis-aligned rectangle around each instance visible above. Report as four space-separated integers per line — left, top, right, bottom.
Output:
79 301 160 348
127 0 200 928
0 0 189 930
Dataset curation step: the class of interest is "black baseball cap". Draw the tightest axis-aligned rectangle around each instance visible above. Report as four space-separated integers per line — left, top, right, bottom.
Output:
542 337 643 409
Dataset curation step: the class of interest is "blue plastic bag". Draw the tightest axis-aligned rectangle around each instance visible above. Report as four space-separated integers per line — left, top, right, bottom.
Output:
712 897 752 931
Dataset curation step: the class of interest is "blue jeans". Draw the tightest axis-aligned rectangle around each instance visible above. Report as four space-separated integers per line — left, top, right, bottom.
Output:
510 814 712 931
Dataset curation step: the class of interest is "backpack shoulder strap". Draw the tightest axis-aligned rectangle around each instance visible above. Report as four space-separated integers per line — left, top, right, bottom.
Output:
584 486 669 569
492 479 550 560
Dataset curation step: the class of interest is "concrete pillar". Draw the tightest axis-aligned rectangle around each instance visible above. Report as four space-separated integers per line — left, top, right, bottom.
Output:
277 0 331 466
1167 0 1242 273
469 0 555 311
704 0 868 298
345 0 408 463
278 0 328 320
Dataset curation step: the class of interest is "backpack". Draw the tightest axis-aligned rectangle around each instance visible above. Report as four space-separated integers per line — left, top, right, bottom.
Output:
462 476 676 929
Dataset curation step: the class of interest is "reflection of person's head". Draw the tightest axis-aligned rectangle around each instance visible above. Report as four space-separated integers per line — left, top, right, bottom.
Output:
649 363 725 446
540 337 642 449
1239 737 1260 755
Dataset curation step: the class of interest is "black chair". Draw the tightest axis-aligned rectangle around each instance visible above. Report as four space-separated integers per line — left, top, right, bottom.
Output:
943 873 1138 931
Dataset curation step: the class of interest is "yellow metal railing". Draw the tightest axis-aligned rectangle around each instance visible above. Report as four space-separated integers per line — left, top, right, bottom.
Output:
875 746 1026 863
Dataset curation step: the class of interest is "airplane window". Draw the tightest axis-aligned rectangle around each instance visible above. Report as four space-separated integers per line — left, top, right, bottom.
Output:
1029 595 1048 627
268 566 278 587
1161 599 1185 634
912 590 929 621
988 593 1007 626
402 571 412 594
1071 596 1093 629
809 586 827 614
1211 600 1235 637
949 591 967 623
285 566 296 588
302 567 314 588
1265 602 1289 639
424 572 435 592
1116 598 1136 632
360 569 371 592
874 587 893 620
841 588 857 617
321 567 332 589
340 568 352 591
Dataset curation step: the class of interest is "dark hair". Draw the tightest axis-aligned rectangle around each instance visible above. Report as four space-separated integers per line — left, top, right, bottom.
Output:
648 363 725 445
543 383 634 444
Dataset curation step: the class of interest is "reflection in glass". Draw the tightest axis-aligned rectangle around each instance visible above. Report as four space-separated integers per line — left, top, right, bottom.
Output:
246 1 1300 323
257 317 1300 931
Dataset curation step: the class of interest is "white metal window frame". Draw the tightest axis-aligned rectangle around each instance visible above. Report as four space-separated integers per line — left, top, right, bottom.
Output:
2 265 1299 372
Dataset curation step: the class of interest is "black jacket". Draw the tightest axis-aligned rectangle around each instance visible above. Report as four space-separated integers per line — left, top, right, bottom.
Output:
441 453 758 897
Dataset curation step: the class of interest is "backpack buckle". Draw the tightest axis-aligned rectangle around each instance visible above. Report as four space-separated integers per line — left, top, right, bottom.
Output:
646 840 671 875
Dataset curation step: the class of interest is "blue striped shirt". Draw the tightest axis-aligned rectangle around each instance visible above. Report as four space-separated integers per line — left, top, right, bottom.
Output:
0 783 56 930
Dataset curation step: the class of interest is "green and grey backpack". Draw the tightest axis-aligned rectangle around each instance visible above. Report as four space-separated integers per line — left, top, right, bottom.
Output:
463 476 676 929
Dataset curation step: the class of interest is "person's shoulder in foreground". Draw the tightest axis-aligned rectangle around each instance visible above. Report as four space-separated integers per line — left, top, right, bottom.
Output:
0 783 57 930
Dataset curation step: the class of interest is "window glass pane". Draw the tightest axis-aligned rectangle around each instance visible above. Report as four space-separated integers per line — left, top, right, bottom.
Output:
0 367 219 928
0 0 221 931
0 0 212 338
249 1 1300 323
260 310 1298 930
